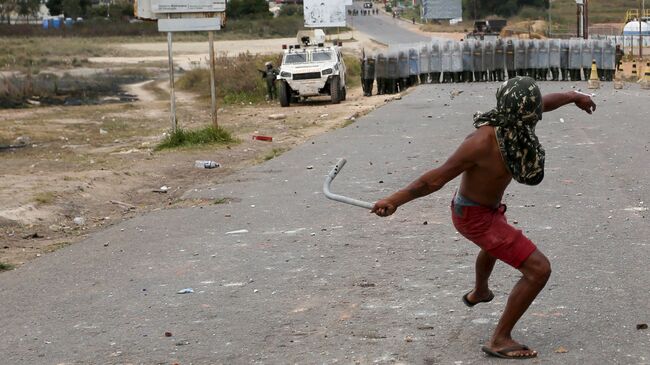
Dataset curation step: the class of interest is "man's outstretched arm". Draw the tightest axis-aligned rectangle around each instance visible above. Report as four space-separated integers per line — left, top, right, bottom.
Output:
543 90 596 114
371 131 490 217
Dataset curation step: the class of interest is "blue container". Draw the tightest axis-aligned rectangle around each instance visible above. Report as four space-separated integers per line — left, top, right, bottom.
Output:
52 17 60 28
42 19 49 29
64 18 73 27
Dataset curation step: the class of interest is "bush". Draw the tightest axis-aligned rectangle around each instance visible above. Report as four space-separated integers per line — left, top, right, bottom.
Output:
176 53 282 105
279 4 303 17
226 0 272 19
517 5 546 20
156 126 236 150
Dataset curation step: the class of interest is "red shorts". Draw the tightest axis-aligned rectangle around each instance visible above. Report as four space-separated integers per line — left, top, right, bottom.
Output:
451 199 536 268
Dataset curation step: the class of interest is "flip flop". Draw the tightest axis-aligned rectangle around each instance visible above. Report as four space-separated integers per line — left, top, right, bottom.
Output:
462 290 495 307
481 344 538 359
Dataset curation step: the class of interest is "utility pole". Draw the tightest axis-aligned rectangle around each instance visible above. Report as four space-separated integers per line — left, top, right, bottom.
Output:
548 0 552 37
640 0 644 60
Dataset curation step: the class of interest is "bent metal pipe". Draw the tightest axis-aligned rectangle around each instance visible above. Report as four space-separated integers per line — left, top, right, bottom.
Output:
323 158 375 210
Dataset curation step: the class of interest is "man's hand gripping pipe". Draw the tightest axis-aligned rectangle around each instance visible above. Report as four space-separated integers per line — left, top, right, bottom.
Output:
323 159 375 210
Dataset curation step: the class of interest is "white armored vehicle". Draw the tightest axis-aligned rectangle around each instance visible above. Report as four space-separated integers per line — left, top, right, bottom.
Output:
277 29 347 107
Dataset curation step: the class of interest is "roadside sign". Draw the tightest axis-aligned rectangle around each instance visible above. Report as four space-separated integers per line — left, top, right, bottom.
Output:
158 17 221 32
304 0 347 28
151 0 226 13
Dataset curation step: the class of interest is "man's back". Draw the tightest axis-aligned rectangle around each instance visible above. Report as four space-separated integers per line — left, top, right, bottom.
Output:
459 126 512 206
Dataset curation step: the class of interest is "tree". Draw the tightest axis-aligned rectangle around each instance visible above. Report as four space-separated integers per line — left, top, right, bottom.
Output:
17 0 41 22
226 0 271 19
62 0 80 18
46 0 62 16
0 0 18 24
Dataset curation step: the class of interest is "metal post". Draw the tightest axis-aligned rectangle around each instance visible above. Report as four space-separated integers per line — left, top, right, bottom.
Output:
167 30 177 132
548 0 552 37
585 0 589 39
640 0 644 60
209 31 218 128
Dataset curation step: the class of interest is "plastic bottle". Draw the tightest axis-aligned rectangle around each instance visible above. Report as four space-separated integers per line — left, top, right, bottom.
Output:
194 160 220 169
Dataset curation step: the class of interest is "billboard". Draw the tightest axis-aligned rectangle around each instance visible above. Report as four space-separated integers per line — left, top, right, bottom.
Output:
303 0 347 28
151 0 226 13
422 0 462 20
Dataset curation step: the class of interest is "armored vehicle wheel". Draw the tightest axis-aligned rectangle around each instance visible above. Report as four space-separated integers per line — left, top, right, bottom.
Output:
330 76 341 104
279 81 290 107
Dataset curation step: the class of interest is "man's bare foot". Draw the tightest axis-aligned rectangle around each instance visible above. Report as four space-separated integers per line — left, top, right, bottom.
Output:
462 289 495 307
482 339 538 359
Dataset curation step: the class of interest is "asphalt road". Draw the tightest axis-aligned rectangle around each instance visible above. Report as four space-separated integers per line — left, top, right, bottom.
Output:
1 81 649 364
347 4 430 45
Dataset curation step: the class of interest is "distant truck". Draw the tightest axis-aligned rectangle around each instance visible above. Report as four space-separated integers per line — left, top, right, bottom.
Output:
467 19 507 39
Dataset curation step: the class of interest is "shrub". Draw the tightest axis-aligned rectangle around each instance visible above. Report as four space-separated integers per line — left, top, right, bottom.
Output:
156 126 236 150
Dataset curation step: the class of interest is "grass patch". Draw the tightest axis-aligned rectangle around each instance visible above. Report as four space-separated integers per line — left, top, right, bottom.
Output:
343 55 361 88
33 191 56 205
214 198 229 205
156 126 237 150
0 262 13 271
263 147 288 161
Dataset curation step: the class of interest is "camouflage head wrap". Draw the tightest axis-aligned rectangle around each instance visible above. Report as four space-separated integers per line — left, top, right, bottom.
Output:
473 76 545 185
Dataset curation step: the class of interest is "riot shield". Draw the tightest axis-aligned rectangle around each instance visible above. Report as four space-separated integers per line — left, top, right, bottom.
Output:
505 39 516 77
549 39 561 81
591 39 604 79
441 40 453 83
386 53 399 93
484 40 495 77
515 39 527 75
430 40 442 83
569 39 583 80
375 53 387 94
472 40 484 72
603 39 616 81
462 40 473 82
494 38 505 70
537 40 549 80
398 50 409 79
363 57 376 96
419 45 430 77
451 41 463 72
560 39 570 80
526 40 538 76
581 39 593 69
408 48 419 76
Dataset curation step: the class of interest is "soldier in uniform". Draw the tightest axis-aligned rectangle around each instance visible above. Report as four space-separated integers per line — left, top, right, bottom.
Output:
559 40 569 81
505 39 516 79
515 39 527 77
375 53 387 95
430 40 442 84
581 39 593 81
387 53 399 94
526 39 538 79
615 44 624 71
419 45 431 84
408 48 420 86
398 50 410 91
441 40 453 83
361 55 376 96
548 39 561 81
493 38 505 82
603 40 616 81
592 39 604 80
537 40 549 81
462 40 474 82
473 39 485 82
569 39 582 81
451 41 463 83
484 40 495 81
259 62 279 100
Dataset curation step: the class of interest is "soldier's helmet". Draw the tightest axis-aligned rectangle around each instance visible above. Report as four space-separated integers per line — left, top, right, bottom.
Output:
265 62 273 68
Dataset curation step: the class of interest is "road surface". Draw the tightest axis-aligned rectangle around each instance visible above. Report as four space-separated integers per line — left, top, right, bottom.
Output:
1 82 649 364
347 4 430 45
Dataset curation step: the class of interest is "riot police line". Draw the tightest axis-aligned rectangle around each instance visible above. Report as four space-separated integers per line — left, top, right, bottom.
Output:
360 38 618 96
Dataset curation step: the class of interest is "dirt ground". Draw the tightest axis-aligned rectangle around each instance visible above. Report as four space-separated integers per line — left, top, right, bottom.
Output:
0 64 396 268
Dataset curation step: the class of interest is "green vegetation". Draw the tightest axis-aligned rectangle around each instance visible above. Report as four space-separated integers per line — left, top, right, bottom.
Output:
156 126 237 150
549 0 637 33
343 54 361 88
226 0 271 19
176 53 281 105
0 262 14 271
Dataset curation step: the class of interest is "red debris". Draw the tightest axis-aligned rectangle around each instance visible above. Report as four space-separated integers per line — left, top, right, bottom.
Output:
252 135 273 142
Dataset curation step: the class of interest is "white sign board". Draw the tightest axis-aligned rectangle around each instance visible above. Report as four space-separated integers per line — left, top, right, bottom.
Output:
135 0 156 20
151 0 226 13
158 17 221 32
304 0 347 28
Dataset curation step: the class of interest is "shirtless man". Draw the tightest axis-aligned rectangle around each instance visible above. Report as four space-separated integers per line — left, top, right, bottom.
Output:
371 77 596 359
